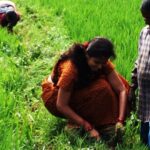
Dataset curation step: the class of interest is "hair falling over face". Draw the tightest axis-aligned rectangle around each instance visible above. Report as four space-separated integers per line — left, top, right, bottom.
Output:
52 37 115 88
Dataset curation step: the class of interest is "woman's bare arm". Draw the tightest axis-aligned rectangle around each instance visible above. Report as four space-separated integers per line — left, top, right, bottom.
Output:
56 88 92 131
107 70 127 122
57 88 100 139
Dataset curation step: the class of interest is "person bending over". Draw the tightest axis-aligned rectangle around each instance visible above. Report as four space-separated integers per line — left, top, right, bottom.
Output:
41 37 130 147
0 1 20 32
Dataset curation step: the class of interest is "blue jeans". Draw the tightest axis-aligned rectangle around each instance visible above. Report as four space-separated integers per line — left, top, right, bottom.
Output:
141 122 150 147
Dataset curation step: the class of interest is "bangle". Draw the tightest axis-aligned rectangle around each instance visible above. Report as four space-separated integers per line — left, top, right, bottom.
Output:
84 125 93 132
117 118 124 124
85 127 93 132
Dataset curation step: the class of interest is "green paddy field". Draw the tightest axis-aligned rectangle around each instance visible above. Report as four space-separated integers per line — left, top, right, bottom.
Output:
0 0 148 149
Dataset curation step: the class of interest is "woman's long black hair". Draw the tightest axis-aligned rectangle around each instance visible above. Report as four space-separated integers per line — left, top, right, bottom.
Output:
52 37 116 88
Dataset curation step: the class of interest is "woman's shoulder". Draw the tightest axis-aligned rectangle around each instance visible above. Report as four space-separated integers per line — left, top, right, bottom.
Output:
60 59 78 75
56 59 78 90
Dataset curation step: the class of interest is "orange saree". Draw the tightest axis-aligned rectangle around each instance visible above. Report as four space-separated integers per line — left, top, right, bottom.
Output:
41 60 130 127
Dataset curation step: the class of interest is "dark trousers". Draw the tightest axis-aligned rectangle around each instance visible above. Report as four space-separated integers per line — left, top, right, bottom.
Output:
141 122 150 147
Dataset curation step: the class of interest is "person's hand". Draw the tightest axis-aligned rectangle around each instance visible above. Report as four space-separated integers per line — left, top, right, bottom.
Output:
88 128 100 141
128 88 136 111
82 121 100 140
115 122 124 132
82 120 93 131
115 122 124 143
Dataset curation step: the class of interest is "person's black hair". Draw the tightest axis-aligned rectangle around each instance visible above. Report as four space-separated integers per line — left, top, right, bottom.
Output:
51 43 90 87
6 10 19 26
87 37 116 60
141 0 150 13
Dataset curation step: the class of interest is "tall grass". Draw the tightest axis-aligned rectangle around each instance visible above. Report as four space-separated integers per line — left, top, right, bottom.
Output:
48 0 143 80
0 0 148 149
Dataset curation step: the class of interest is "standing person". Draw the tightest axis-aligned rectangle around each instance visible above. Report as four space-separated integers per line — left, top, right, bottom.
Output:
0 0 20 32
129 0 150 147
41 37 130 147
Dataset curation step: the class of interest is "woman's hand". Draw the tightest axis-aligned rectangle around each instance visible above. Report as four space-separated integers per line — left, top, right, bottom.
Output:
82 120 93 131
115 122 124 143
88 128 100 141
115 122 124 132
82 121 100 140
